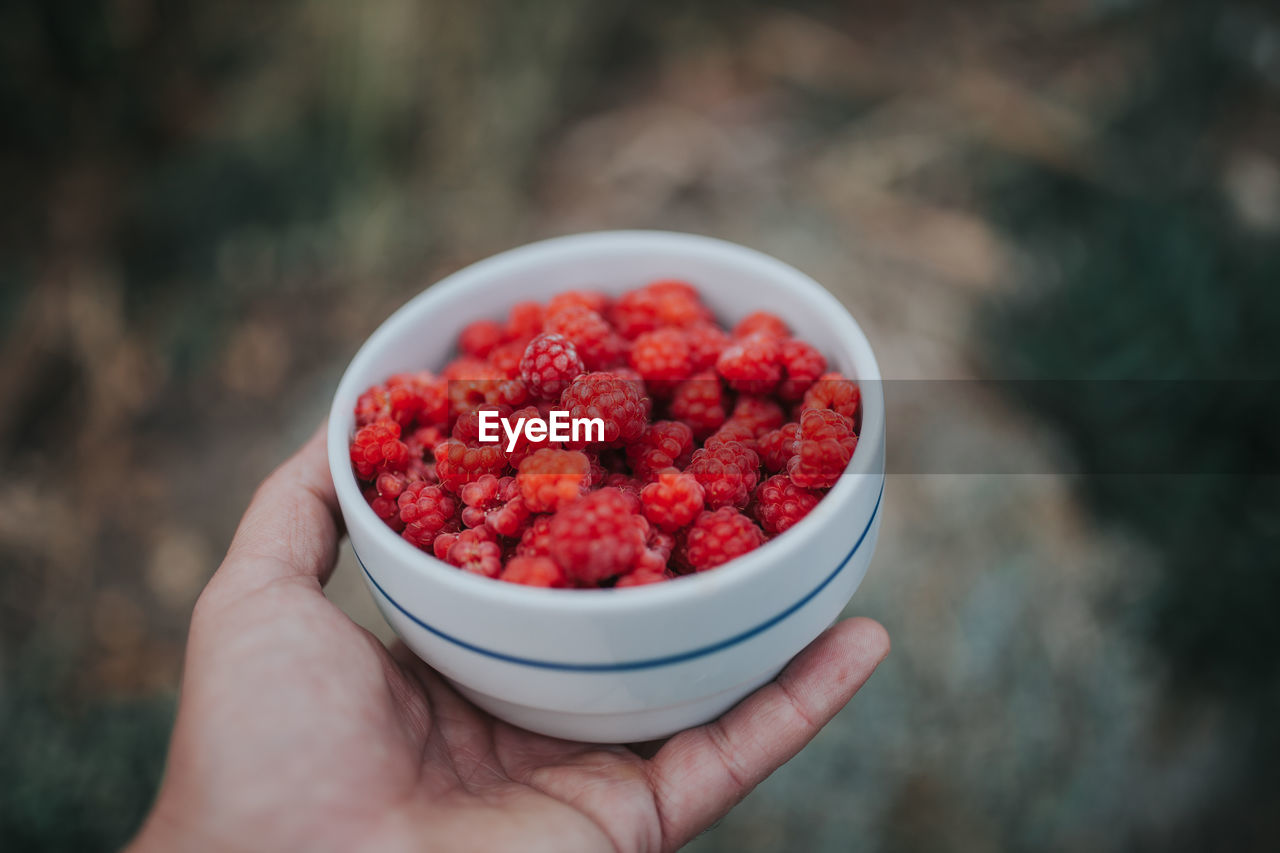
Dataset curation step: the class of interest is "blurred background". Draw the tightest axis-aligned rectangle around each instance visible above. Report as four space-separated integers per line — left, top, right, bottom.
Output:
2 0 1279 850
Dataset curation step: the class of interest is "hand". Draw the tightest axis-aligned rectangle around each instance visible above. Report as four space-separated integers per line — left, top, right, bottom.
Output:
130 426 889 853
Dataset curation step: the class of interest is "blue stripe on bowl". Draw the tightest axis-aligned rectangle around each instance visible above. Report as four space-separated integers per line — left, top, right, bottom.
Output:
355 478 883 672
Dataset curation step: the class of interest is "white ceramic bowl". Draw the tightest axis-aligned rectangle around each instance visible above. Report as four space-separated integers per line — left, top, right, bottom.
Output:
327 231 885 743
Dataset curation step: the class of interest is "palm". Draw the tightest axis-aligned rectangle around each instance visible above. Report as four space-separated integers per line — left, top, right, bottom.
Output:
133 429 888 853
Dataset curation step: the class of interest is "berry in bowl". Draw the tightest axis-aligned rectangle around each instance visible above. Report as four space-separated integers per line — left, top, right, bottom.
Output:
327 231 885 742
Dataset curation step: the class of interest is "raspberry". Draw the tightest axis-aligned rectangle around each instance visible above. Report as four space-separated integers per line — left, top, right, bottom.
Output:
626 420 694 481
548 489 645 583
728 395 786 436
398 482 460 550
486 495 533 538
704 421 760 454
497 405 559 467
441 357 495 381
615 568 670 587
684 322 730 372
778 339 827 400
459 319 505 359
667 373 728 439
446 529 503 578
365 484 405 532
733 311 789 339
758 422 801 473
644 524 674 562
753 474 821 535
611 280 710 339
686 440 760 510
517 448 591 512
544 306 624 371
519 333 585 400
447 367 529 420
641 469 705 532
788 408 857 489
629 327 693 392
802 372 862 424
458 474 513 528
516 514 555 558
547 290 610 317
500 555 568 588
716 333 782 394
405 424 448 461
487 340 526 378
433 438 508 493
433 531 458 561
682 507 766 571
505 301 545 342
452 405 512 443
351 419 410 479
559 372 649 447
355 372 449 428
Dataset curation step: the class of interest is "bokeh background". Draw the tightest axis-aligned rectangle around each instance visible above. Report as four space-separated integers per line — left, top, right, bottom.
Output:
3 1 1279 850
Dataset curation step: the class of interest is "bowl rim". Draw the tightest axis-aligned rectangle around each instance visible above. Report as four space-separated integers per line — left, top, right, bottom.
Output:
327 229 884 613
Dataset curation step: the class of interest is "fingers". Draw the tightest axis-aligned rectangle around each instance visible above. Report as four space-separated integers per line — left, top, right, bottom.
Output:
649 617 889 848
215 424 344 595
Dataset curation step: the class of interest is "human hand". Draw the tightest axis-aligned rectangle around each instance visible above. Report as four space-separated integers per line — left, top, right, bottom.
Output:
130 426 889 853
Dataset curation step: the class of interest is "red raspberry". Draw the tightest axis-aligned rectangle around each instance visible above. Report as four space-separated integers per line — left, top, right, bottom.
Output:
802 372 862 424
517 448 591 512
728 394 786 436
667 373 728 439
611 280 710 339
519 332 585 400
516 514 555 558
686 440 760 509
548 489 645 583
452 405 512 443
733 311 789 339
559 372 649 448
398 482 460 550
497 405 560 467
351 419 410 479
716 333 782 394
405 424 448 461
458 474 514 528
446 529 503 578
500 555 568 588
629 327 693 391
433 531 457 561
441 356 494 381
682 507 766 571
544 305 624 371
788 408 857 489
364 482 405 532
778 339 827 400
487 340 526 378
355 372 449 428
641 469 705 532
626 420 694 481
459 319 505 359
486 495 533 538
684 322 730 372
615 568 670 587
547 290 610 317
758 422 801 473
753 474 821 535
432 438 508 493
704 421 760 454
447 366 529 420
505 301 545 342
643 524 674 563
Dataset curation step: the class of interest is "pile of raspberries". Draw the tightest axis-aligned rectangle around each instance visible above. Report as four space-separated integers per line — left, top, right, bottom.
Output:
349 280 860 588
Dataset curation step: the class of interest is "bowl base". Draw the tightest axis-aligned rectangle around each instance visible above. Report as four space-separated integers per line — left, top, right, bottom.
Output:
449 668 781 744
